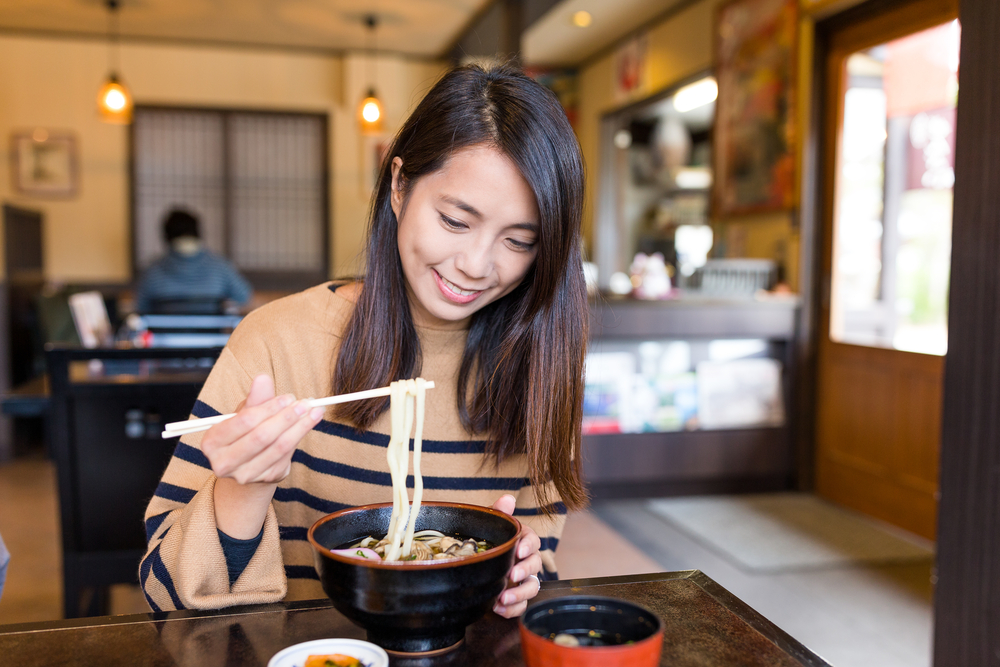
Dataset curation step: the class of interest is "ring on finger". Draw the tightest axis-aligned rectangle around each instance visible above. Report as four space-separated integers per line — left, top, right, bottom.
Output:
528 573 541 591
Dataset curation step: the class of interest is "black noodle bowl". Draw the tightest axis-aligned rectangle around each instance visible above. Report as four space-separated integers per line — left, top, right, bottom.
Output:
308 502 520 654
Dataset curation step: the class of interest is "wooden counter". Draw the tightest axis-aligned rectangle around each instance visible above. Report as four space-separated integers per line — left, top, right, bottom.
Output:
0 571 830 667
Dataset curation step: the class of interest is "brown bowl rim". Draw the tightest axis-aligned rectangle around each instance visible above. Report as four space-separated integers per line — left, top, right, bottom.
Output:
308 501 522 570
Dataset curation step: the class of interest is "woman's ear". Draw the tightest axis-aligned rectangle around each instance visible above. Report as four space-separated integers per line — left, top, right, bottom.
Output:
390 157 404 220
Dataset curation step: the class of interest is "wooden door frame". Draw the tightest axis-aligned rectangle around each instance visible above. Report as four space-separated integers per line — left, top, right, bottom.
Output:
933 0 1000 663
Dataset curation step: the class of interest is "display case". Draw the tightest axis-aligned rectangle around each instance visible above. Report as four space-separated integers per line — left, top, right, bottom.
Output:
582 295 799 498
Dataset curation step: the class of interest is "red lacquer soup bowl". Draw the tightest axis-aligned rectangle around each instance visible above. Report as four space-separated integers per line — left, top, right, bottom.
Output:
519 595 663 667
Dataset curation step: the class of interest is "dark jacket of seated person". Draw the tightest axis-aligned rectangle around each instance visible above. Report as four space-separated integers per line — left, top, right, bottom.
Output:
135 209 252 314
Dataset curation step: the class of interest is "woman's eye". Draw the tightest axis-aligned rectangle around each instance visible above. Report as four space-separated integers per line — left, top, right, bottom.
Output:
506 238 536 252
439 213 466 230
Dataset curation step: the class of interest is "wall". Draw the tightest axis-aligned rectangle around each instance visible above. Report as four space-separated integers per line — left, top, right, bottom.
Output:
576 0 802 291
0 34 444 284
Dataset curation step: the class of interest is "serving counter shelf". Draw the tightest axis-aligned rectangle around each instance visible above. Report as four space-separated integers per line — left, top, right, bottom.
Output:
0 571 830 667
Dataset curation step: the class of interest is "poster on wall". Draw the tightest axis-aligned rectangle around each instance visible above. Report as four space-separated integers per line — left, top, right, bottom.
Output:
10 129 79 199
614 32 648 103
713 0 798 215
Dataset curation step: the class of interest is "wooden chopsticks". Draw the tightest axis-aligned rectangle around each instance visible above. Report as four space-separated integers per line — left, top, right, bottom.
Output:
161 381 436 439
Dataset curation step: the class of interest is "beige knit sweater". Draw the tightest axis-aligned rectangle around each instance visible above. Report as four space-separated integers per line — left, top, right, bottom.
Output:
139 283 566 611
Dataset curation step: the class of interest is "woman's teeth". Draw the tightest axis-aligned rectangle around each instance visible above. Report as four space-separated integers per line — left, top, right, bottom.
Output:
441 275 479 296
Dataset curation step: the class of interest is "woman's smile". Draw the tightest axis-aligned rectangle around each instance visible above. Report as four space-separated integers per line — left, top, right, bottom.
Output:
433 269 485 304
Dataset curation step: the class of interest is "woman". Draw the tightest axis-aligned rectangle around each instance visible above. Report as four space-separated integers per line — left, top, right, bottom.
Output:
140 63 588 619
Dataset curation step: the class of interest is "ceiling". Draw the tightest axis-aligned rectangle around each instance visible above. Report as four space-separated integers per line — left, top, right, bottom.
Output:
522 0 688 67
0 0 491 58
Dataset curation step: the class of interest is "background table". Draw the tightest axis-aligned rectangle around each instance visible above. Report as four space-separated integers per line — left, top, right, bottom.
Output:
0 570 831 666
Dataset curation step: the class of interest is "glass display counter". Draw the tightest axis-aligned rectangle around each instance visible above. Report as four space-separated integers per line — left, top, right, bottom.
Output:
583 294 799 498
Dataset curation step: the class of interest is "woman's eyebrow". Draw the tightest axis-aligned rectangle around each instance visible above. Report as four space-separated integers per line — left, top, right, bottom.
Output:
440 195 483 219
440 195 538 231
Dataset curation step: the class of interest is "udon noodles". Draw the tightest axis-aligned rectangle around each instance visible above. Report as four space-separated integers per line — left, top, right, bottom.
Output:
384 378 426 561
331 378 492 562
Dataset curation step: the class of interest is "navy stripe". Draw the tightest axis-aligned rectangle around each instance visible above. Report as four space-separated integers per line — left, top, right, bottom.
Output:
285 565 319 580
154 481 197 504
539 569 559 582
539 537 559 552
142 588 163 613
191 400 221 419
148 543 186 610
313 419 489 454
140 544 165 611
273 487 351 514
172 442 211 469
139 547 154 588
513 502 568 517
293 449 525 491
144 511 170 542
279 526 309 541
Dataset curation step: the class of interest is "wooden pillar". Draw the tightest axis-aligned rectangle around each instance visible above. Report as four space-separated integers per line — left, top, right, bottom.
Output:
933 0 1000 663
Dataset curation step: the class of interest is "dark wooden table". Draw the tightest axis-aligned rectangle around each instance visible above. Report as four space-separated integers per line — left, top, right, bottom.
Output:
0 571 830 666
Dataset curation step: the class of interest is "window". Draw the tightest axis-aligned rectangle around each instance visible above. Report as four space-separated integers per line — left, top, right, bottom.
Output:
829 21 959 355
131 107 329 290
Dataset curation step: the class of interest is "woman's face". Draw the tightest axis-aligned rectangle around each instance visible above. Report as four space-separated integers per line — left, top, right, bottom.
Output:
391 144 540 330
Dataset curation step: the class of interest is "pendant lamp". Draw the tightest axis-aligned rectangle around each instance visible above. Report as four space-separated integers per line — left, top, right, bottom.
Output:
97 0 133 124
358 15 383 135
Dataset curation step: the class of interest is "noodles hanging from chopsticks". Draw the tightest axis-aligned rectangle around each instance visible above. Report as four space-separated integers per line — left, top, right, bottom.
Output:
383 378 427 561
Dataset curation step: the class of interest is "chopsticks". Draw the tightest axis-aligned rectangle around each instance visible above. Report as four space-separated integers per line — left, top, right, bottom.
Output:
161 381 436 439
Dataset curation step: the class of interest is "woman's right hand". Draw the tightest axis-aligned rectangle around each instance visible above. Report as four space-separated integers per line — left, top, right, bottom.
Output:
203 374 323 485
206 374 323 538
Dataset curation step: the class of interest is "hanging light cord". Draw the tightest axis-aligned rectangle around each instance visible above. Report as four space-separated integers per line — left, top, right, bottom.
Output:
107 0 121 78
366 14 377 98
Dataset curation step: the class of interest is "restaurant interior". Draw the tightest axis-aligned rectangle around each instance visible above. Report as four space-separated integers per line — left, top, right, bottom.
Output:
1 0 998 665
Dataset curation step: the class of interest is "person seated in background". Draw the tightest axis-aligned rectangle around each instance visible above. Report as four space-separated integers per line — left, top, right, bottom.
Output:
134 209 252 314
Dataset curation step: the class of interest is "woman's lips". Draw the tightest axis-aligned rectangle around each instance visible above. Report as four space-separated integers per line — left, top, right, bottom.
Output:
432 270 483 305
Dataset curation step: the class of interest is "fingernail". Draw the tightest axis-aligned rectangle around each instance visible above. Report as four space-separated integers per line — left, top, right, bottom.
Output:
512 567 522 582
503 592 514 605
279 394 294 408
494 604 505 614
294 400 308 415
310 407 324 420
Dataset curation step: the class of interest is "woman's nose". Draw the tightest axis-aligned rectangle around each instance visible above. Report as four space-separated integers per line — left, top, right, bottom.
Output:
454 235 494 280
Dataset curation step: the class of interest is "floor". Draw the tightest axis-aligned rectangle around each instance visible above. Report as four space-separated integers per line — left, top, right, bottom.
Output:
0 456 933 666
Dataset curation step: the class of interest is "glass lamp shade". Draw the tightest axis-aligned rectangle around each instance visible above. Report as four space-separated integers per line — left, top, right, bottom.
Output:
358 90 383 135
97 74 133 124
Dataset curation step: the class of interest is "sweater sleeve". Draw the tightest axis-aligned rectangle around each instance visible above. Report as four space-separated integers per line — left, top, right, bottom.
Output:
139 339 287 611
514 481 567 581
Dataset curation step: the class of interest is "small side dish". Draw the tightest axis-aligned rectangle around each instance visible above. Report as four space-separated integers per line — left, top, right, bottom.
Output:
304 655 364 667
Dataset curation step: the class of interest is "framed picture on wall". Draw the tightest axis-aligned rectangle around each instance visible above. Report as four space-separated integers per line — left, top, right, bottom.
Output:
10 129 79 198
713 0 798 216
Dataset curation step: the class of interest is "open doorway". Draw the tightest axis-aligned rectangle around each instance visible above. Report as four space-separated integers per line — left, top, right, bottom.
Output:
815 0 959 541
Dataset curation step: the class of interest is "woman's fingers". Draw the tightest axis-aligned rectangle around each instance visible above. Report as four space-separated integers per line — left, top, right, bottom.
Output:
516 526 542 560
508 553 543 589
244 374 275 408
493 598 529 619
232 407 324 484
204 393 294 456
493 559 542 617
213 400 314 479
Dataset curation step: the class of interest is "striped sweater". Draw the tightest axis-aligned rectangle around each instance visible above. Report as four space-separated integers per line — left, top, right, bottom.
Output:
140 282 566 611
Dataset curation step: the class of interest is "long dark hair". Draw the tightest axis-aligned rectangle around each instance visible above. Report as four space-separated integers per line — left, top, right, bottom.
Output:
333 63 588 514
